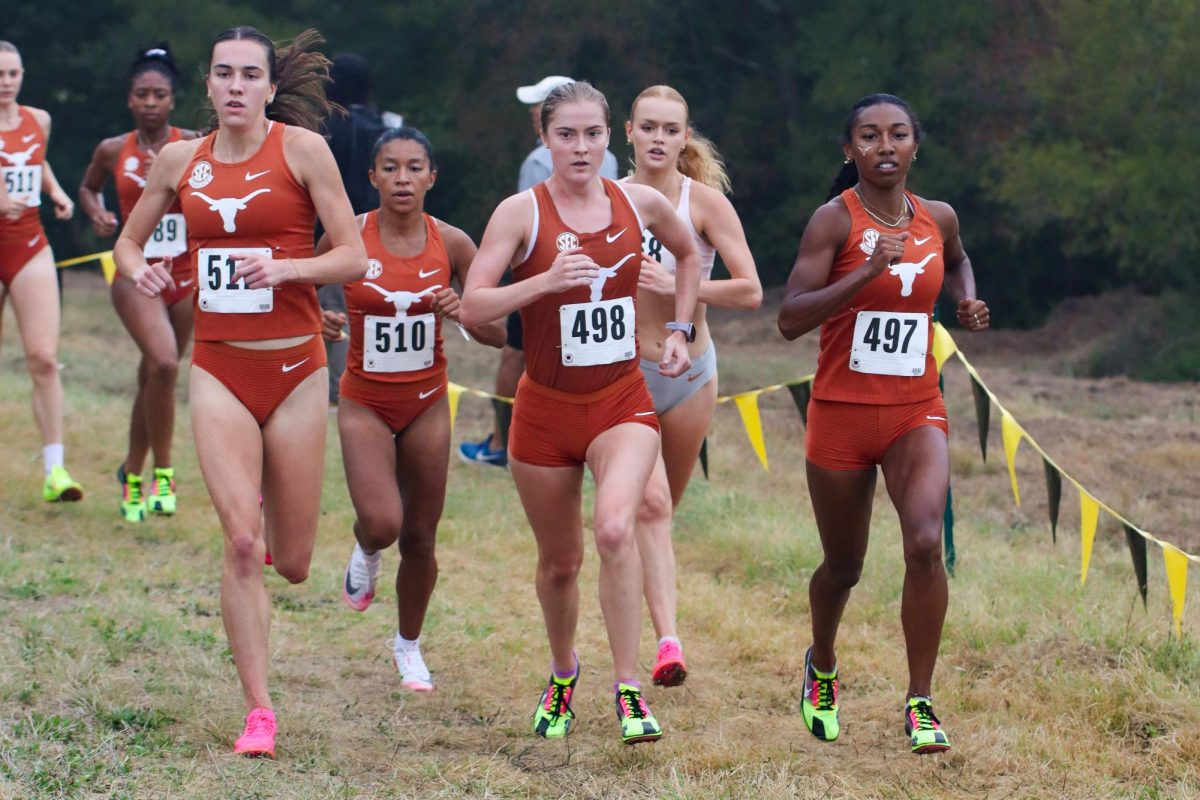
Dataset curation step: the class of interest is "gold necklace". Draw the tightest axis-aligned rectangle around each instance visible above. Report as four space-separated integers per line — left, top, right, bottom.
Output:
854 185 910 227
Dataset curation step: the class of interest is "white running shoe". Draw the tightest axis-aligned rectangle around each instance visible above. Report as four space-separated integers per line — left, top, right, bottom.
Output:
394 639 435 692
341 544 380 612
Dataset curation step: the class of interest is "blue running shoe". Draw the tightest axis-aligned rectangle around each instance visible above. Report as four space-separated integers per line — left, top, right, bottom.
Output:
457 434 507 468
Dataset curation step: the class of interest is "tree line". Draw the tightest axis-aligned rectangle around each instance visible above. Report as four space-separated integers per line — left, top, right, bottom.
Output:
7 0 1197 375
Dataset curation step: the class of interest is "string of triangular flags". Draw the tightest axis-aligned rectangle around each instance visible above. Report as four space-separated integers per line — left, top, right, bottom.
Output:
61 247 1191 634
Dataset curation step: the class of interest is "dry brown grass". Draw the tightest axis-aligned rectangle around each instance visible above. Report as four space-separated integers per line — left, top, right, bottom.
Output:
0 273 1197 799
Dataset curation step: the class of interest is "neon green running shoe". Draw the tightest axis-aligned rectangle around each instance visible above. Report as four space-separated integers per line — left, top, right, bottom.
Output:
148 467 177 515
904 696 951 754
614 682 662 745
532 670 577 739
801 646 840 741
43 465 84 503
116 465 146 522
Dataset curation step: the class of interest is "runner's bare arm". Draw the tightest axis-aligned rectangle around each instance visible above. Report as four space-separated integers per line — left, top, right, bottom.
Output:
440 223 505 347
693 185 762 310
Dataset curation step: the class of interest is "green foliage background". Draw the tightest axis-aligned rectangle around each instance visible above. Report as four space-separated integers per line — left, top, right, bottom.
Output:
6 0 1197 375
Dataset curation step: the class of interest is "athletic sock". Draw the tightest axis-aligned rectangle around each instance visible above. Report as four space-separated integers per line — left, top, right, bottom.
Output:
658 635 681 648
43 444 64 475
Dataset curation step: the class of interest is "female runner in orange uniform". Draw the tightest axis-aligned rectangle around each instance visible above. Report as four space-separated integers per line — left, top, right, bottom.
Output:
778 93 989 755
114 27 366 759
320 127 504 691
79 44 200 521
0 40 82 502
461 81 701 745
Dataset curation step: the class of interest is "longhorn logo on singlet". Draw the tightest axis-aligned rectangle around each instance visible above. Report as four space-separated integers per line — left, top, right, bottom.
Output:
556 232 579 252
190 188 272 233
188 160 213 189
888 253 936 298
0 143 40 167
362 282 441 314
365 259 383 279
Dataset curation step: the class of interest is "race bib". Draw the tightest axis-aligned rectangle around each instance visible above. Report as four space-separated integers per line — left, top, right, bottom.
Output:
197 247 273 314
849 311 928 377
3 164 41 207
144 213 187 259
364 313 436 373
559 296 636 367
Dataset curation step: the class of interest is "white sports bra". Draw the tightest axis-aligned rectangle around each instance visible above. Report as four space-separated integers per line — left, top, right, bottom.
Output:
628 176 716 280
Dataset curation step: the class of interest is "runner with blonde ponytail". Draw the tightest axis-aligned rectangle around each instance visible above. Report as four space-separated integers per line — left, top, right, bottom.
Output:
623 84 761 686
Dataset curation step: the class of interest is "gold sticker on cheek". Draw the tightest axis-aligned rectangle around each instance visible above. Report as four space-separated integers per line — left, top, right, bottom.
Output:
858 146 870 155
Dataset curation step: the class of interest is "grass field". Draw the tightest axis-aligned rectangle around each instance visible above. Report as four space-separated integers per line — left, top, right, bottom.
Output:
1 272 1198 799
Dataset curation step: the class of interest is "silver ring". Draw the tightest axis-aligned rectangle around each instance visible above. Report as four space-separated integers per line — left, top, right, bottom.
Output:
973 314 980 324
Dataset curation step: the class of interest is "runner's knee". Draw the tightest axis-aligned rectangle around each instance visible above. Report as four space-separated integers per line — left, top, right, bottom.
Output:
903 526 943 572
636 481 672 527
593 514 636 558
824 557 864 590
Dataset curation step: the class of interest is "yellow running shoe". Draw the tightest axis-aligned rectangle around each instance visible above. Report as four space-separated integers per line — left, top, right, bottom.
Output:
117 465 146 522
148 467 176 515
43 465 84 503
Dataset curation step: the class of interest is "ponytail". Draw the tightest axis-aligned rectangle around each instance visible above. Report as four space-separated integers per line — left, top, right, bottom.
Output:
678 130 731 194
207 26 334 132
826 161 858 201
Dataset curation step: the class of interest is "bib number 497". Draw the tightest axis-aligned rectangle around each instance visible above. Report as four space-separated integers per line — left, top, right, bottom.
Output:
849 311 928 377
560 296 635 366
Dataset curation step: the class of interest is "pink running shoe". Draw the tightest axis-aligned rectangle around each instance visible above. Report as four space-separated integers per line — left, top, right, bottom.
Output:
233 707 276 758
652 638 688 687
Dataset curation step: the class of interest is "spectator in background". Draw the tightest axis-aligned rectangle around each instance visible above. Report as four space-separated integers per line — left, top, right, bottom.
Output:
319 53 401 403
458 74 619 468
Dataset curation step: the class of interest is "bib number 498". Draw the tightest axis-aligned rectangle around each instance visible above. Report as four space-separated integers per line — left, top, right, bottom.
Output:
559 296 635 367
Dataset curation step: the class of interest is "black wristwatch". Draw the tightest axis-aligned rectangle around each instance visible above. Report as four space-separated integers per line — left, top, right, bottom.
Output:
666 321 696 342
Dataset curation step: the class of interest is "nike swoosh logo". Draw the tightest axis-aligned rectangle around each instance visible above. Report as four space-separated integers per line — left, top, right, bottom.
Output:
281 357 310 373
913 236 932 246
605 227 627 243
634 410 656 417
344 570 360 596
27 235 42 247
245 169 271 181
22 134 36 143
417 268 440 279
178 279 194 288
927 415 946 421
686 372 704 382
418 387 439 400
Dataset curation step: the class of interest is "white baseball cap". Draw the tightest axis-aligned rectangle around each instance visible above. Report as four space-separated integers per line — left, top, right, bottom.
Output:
517 75 573 105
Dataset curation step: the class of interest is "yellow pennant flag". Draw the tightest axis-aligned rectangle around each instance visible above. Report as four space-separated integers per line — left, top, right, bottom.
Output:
1079 491 1100 586
1001 411 1023 506
733 390 769 470
99 252 117 285
932 322 957 372
446 382 466 435
1163 546 1189 638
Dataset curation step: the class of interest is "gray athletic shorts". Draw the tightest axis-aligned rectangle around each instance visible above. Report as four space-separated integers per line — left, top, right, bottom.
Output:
639 342 717 415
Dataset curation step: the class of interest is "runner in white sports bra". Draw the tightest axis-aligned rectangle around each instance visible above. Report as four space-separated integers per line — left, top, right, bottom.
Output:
622 85 761 686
